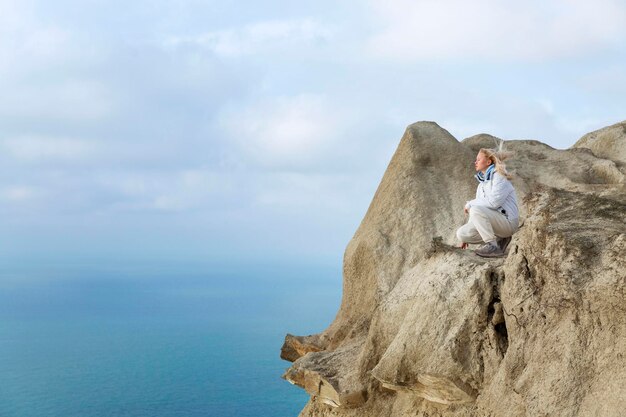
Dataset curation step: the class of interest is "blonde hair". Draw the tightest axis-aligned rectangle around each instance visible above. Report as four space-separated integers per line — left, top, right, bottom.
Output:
479 145 513 179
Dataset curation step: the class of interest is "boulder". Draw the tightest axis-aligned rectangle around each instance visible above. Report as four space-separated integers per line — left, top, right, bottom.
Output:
572 120 626 166
281 120 626 417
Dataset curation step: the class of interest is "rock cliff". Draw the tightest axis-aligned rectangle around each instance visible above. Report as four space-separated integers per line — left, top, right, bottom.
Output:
280 121 626 417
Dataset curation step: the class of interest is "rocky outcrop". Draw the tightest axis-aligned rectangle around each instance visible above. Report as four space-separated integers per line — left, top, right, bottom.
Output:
573 120 626 167
280 121 626 416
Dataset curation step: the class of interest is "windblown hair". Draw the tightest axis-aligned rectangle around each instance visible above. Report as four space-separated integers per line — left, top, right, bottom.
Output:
479 142 513 179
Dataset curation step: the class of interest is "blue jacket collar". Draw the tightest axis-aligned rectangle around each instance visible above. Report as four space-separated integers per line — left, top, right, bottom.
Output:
475 164 495 182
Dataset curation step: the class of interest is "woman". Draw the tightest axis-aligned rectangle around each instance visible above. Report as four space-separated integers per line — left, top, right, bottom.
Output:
457 147 519 258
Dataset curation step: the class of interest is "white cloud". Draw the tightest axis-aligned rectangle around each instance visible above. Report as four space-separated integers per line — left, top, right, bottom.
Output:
1 136 98 162
0 79 114 122
150 169 237 212
1 186 38 202
0 0 71 74
166 18 333 57
219 94 348 169
0 2 113 124
0 0 623 264
254 172 352 210
367 0 626 61
95 169 237 213
536 98 555 116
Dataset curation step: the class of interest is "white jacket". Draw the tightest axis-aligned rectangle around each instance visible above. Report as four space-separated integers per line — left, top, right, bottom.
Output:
465 172 519 220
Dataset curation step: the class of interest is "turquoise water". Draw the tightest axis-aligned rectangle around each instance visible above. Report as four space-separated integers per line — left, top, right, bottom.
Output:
0 264 341 417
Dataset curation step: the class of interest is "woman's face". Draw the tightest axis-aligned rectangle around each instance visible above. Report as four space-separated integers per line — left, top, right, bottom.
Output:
475 151 492 172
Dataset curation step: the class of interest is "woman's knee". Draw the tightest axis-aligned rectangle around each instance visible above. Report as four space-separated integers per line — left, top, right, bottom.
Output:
469 205 489 217
457 224 473 242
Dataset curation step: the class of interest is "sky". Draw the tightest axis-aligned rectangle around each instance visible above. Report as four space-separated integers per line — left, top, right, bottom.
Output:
1 0 625 268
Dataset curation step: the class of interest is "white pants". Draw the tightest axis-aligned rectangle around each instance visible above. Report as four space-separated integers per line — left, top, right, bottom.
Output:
456 205 519 244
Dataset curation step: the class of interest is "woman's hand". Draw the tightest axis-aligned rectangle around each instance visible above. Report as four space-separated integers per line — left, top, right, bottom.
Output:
460 242 468 249
464 206 469 215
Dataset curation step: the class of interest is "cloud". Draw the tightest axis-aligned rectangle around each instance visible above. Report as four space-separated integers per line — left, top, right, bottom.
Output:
0 0 623 264
0 0 71 74
165 18 333 57
1 136 99 162
0 186 38 202
0 2 116 127
218 94 350 170
94 169 239 213
0 80 114 123
253 172 355 211
367 0 626 61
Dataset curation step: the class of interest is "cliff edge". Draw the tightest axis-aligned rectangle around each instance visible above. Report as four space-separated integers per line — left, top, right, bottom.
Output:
280 121 626 417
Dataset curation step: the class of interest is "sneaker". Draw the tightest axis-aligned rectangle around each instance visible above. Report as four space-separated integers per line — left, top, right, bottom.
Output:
497 236 512 252
475 242 505 258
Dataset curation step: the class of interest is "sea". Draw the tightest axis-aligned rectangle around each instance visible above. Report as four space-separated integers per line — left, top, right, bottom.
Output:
0 262 342 417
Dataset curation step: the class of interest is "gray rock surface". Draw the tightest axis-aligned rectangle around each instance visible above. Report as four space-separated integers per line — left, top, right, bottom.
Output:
280 121 626 416
573 120 626 166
